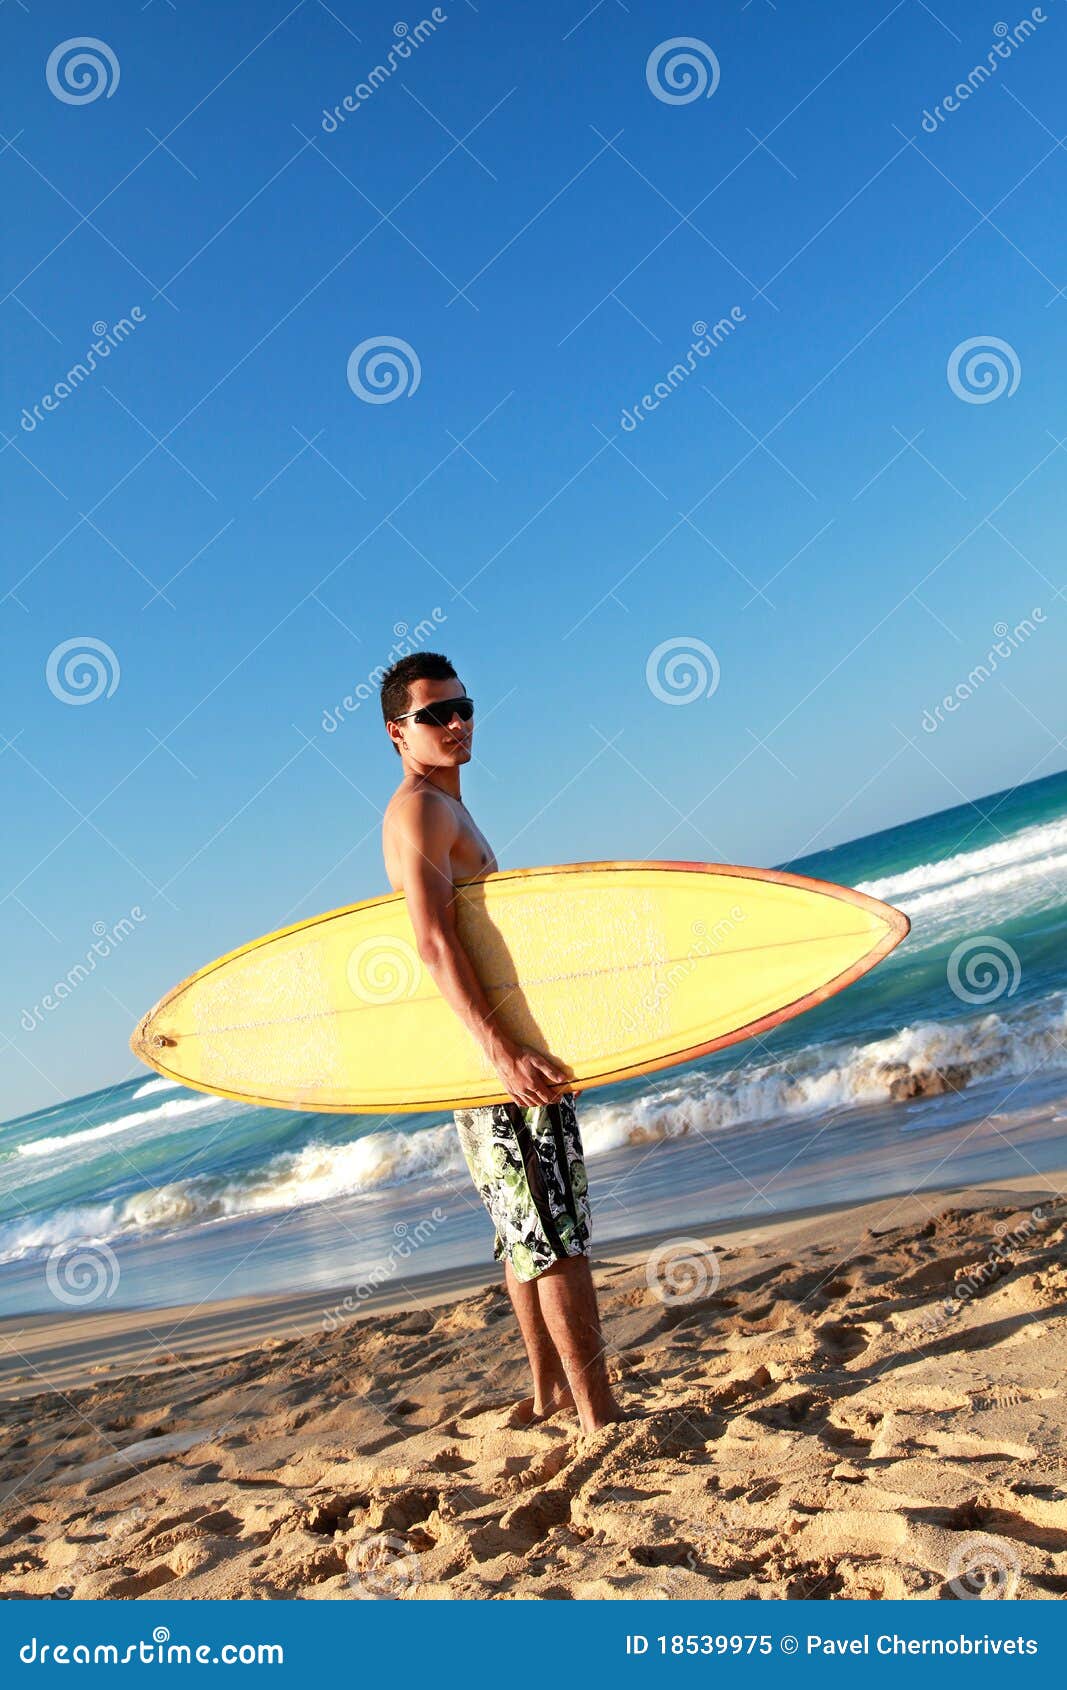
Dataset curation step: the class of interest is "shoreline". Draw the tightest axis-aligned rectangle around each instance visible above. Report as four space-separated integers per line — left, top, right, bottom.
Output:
2 1166 1063 1399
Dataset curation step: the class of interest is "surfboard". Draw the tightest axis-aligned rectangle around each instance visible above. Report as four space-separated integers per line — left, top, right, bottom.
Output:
131 861 908 1113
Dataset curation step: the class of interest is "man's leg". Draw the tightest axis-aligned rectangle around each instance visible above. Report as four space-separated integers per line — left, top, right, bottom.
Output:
503 1258 574 1417
534 1253 623 1434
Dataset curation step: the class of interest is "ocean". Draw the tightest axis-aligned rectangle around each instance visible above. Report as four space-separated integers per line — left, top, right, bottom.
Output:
2 767 1066 1318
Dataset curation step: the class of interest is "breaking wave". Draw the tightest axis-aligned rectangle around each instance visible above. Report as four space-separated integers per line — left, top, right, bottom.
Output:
0 1119 468 1262
858 815 1067 922
580 991 1067 1152
16 1096 220 1160
131 1078 183 1100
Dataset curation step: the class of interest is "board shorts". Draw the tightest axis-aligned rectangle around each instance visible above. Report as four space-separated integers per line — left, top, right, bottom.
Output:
452 1091 592 1282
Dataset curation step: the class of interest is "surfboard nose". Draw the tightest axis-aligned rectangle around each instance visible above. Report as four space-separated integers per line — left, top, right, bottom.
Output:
130 1013 176 1060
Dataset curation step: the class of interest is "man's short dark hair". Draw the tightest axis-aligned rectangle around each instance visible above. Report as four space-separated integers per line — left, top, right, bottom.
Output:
379 651 460 753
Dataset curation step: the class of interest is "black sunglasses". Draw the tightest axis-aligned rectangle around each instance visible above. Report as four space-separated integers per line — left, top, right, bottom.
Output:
393 695 475 728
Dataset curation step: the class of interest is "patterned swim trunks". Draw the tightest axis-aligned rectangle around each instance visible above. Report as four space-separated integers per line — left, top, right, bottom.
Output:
452 1091 592 1282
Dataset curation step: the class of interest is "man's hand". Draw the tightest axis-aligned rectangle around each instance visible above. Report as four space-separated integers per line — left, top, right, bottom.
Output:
493 1041 572 1109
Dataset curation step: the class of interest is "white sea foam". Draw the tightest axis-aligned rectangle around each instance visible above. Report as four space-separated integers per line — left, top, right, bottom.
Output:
858 815 1067 914
131 1078 183 1100
579 992 1067 1153
17 1096 219 1159
0 1121 468 1261
893 851 1067 922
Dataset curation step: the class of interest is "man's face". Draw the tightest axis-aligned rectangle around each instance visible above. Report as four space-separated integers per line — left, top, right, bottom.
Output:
392 678 472 767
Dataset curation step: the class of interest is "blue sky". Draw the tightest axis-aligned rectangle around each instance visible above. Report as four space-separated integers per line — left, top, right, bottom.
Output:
3 0 1066 1118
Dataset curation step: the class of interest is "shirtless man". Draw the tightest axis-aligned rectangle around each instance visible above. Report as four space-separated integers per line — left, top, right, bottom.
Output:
379 651 623 1434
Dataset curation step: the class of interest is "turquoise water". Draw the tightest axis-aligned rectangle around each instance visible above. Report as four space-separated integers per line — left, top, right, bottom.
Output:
2 767 1066 1315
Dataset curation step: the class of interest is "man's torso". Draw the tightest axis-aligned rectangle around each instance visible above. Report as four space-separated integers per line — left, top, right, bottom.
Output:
382 781 498 892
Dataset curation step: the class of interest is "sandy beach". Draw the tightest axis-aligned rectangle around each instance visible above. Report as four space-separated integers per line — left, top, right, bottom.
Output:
2 1171 1066 1601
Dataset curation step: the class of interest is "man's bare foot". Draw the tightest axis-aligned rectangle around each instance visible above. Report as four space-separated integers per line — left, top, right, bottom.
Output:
576 1396 629 1435
506 1391 576 1427
533 1383 576 1420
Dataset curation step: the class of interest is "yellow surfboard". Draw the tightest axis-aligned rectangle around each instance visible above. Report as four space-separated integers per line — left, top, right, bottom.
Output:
130 861 908 1114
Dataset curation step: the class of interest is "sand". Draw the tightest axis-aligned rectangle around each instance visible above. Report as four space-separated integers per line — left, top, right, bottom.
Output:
1 1173 1066 1601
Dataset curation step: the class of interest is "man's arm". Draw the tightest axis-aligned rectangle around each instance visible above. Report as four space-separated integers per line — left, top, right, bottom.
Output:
394 791 570 1107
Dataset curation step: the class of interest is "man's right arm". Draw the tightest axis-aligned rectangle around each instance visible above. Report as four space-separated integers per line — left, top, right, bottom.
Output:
394 793 570 1108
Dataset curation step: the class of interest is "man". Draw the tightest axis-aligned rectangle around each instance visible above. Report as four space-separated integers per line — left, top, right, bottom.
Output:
379 651 623 1435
